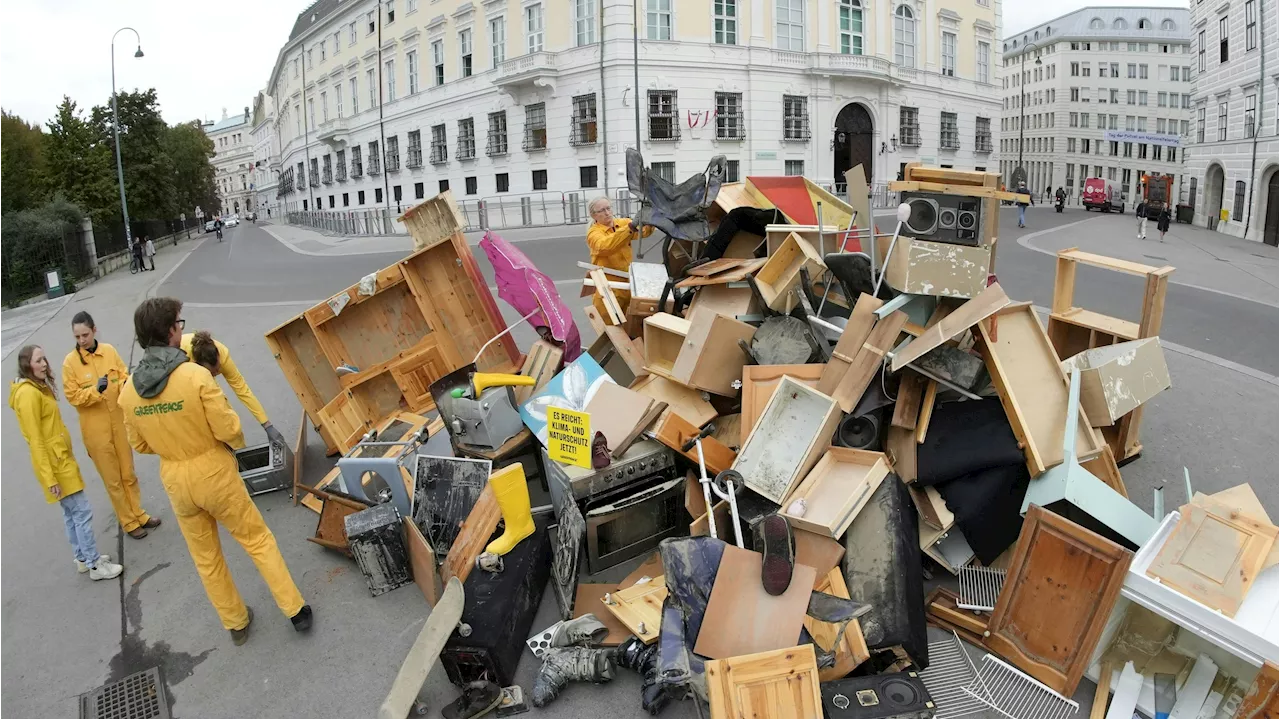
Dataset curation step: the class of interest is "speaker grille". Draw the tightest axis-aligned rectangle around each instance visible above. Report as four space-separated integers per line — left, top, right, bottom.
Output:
905 198 939 235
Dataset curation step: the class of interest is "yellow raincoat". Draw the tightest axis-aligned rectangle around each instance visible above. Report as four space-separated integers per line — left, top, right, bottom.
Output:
8 379 86 503
62 342 152 532
586 218 653 320
180 333 269 425
119 350 304 630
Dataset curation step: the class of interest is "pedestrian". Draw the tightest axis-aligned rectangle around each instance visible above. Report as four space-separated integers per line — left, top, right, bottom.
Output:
9 344 126 581
1157 202 1171 241
585 197 653 320
62 312 161 539
1046 186 1052 202
179 330 285 448
131 237 145 272
1016 182 1031 228
1136 199 1148 239
144 235 156 271
119 298 312 645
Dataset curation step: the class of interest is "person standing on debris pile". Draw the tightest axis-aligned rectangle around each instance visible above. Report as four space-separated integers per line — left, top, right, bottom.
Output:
585 196 653 319
10 345 125 581
119 297 312 646
62 312 162 540
179 330 285 449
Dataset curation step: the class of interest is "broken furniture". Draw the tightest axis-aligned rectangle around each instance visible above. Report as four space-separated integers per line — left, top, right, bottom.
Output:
345 502 415 597
298 411 434 514
780 447 889 539
694 544 817 659
1061 337 1171 429
411 455 492 562
378 577 465 719
705 644 823 719
334 423 431 519
235 439 293 495
733 375 841 504
807 567 872 682
1046 248 1174 462
601 576 668 645
739 364 825 444
297 484 372 556
587 326 646 387
753 232 826 312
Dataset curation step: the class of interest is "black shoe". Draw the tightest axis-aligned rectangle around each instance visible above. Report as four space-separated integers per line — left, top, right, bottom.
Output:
231 607 253 646
758 514 795 596
291 605 313 632
442 680 503 719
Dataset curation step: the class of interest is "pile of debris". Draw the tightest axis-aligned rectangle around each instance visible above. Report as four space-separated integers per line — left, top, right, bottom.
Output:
259 165 1279 719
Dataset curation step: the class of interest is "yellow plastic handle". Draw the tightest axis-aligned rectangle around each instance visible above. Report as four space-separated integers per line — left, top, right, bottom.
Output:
472 372 536 395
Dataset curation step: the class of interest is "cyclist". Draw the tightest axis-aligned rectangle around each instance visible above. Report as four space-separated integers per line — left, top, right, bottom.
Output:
130 237 145 274
214 216 224 241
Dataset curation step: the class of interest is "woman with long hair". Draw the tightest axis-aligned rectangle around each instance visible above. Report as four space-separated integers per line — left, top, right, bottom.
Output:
62 311 160 539
9 345 124 580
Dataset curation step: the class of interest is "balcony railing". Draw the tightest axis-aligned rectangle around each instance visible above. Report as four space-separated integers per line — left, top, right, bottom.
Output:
783 117 811 142
322 167 333 184
386 152 400 172
407 146 423 168
430 142 448 165
486 132 508 157
940 130 960 150
975 135 993 153
523 127 547 151
569 118 597 146
494 51 558 87
899 125 921 147
458 135 476 161
368 155 382 175
351 162 363 178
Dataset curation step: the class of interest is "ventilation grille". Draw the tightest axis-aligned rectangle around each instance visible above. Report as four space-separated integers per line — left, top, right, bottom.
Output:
919 631 990 719
964 654 1078 719
957 566 1007 612
79 667 170 719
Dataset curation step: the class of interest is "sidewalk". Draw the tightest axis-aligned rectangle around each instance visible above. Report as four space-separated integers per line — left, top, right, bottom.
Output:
263 220 610 257
1020 209 1279 306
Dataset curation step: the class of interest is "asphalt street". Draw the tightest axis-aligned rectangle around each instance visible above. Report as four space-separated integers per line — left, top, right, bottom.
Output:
0 210 1275 718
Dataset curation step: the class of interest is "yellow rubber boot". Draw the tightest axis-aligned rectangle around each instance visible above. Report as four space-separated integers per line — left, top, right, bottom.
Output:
484 464 535 556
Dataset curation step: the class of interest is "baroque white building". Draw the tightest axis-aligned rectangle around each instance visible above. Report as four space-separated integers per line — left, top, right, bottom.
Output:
251 92 281 218
266 0 1004 221
1184 0 1277 244
999 7 1192 207
203 108 256 217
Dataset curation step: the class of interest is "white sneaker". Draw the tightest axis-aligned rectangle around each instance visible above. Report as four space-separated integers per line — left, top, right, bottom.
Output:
89 560 124 581
76 554 112 573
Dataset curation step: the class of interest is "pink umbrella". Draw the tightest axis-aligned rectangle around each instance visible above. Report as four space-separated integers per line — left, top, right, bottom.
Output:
480 230 582 361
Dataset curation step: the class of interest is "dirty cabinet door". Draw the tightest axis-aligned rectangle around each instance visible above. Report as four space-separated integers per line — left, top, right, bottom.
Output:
984 504 1132 696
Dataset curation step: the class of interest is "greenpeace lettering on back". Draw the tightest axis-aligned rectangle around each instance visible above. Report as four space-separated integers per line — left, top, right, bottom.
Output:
133 400 185 417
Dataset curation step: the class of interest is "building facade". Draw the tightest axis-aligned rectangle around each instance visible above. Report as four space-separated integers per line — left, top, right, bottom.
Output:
999 7 1192 208
252 92 282 218
266 0 1003 220
1184 0 1277 243
203 108 256 217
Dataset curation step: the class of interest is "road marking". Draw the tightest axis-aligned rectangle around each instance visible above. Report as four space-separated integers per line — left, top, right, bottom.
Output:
183 300 321 308
148 237 206 298
261 224 410 258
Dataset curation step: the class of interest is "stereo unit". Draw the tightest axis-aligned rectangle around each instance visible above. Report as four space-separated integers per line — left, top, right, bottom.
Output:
900 192 984 247
820 671 936 719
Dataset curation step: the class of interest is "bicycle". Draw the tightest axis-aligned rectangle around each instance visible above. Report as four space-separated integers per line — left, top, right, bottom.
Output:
129 254 142 274
216 227 223 242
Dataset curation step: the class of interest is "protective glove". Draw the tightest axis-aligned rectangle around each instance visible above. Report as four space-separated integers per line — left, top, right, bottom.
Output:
263 421 286 448
97 376 109 393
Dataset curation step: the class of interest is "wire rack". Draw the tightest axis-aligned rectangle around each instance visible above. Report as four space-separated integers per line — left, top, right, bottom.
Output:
964 654 1079 719
957 566 1008 612
920 631 992 719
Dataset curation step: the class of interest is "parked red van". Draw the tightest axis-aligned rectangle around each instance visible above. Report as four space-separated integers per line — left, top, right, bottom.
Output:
1082 177 1124 213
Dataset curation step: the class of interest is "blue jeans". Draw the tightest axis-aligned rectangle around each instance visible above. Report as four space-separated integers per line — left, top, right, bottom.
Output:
1018 205 1027 225
59 490 99 566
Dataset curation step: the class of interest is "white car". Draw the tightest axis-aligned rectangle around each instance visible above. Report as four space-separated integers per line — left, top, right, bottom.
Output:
224 216 240 227
205 220 217 232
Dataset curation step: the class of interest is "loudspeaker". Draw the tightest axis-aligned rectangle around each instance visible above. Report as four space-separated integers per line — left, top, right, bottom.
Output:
820 671 935 718
834 410 884 451
899 192 985 247
903 197 939 236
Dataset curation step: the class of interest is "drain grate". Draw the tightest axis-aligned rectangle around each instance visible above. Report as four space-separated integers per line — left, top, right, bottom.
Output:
79 667 170 719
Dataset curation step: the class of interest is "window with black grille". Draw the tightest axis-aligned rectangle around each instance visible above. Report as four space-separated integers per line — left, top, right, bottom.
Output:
716 92 745 140
570 94 597 145
648 91 679 141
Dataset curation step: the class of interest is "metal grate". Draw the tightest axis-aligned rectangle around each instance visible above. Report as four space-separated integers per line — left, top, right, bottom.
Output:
920 631 991 719
964 654 1078 719
957 566 1007 611
79 667 170 719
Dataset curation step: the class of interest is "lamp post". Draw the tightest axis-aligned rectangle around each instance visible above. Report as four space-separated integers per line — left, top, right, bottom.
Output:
1016 42 1041 189
111 27 144 244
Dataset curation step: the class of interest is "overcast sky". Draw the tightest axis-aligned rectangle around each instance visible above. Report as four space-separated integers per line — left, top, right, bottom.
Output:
2 0 1189 127
0 0 300 127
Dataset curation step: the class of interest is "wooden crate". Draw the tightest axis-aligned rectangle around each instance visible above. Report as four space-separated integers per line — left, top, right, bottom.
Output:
781 447 890 539
642 313 691 381
671 312 756 397
734 376 841 504
754 232 825 312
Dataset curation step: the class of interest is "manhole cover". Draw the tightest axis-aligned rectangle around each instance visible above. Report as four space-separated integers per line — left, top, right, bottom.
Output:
79 667 169 719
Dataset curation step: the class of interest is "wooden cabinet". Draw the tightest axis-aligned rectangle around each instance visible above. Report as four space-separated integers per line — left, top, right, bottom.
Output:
740 364 825 444
705 644 823 719
985 505 1132 696
390 340 452 412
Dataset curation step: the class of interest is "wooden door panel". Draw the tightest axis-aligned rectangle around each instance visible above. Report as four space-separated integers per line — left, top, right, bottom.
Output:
706 644 822 719
318 391 371 453
391 339 451 412
985 504 1132 696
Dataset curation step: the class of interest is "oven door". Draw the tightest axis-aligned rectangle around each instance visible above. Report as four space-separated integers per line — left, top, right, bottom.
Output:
584 476 689 574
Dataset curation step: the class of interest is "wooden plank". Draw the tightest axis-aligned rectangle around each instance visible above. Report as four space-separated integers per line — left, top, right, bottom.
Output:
292 407 308 507
612 399 666 459
1206 484 1279 569
891 372 927 429
1051 309 1141 341
600 576 667 645
1058 248 1172 278
694 544 817 659
441 482 500 586
925 586 989 647
584 381 657 456
629 374 717 428
985 505 1133 696
885 425 917 483
705 645 822 719
906 166 1002 187
398 189 467 250
830 310 909 414
889 179 1030 203
740 364 825 444
652 412 736 476
891 282 1011 371
1052 254 1079 315
1236 661 1279 719
909 484 953 530
1146 496 1278 617
915 380 937 444
403 517 442 607
1090 661 1114 719
675 258 768 289
619 553 665 590
781 447 890 538
687 257 756 277
584 304 607 336
514 339 564 405
817 294 884 395
604 325 647 380
1104 662 1143 719
806 568 871 681
754 233 825 311
592 268 626 324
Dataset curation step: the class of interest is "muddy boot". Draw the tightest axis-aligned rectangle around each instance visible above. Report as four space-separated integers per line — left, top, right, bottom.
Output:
615 636 669 715
442 680 502 719
230 607 254 646
550 614 609 648
758 513 795 596
531 647 615 707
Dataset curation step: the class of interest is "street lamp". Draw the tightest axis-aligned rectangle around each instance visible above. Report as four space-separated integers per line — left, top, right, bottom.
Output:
1017 42 1041 189
111 27 144 244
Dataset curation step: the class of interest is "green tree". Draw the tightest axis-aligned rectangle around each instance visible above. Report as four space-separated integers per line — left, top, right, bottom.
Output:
44 97 116 224
165 120 218 218
1 111 49 214
90 88 175 220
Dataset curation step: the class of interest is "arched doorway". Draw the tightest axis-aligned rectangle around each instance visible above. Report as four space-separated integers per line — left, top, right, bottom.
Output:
1263 168 1278 246
833 103 874 191
1205 164 1225 230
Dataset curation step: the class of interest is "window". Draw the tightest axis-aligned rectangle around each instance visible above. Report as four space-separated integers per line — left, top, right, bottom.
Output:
574 0 596 45
393 186 403 204
941 32 956 76
526 4 544 52
343 192 350 206
375 187 383 203
716 92 745 139
490 17 506 68
1124 142 1132 157
495 174 509 193
1219 17 1229 62
580 166 598 189
839 0 862 54
407 0 417 12
487 111 508 156
1089 17 1104 29
352 146 363 177
1137 117 1146 131
1071 87 1080 102
386 135 400 171
1098 113 1105 129
648 91 680 140
1219 101 1228 141
783 95 809 140
1139 91 1148 106
386 0 395 24
465 177 478 195
1127 63 1137 79
571 94 598 145
714 0 739 44
1110 63 1119 77
307 48 313 69
784 160 804 176
385 59 396 102
1114 17 1128 30
524 103 547 150
1110 141 1119 156
1246 1 1258 50
308 98 316 129
1234 181 1247 220
460 118 481 158
1139 64 1148 79
1138 143 1148 159
532 169 548 190
1098 62 1108 78
1153 145 1163 160
1070 112 1078 127
1068 137 1076 153
775 0 804 50
405 51 418 95
430 124 448 164
1110 114 1117 129
335 84 344 118
367 68 377 108
367 11 376 34
940 112 959 149
322 154 333 183
460 30 472 77
1158 92 1168 108
320 91 329 123
320 40 326 62
336 149 347 181
1110 89 1119 104
357 190 365 204
438 180 449 193
647 0 672 40
1082 138 1090 153
899 106 920 146
407 131 423 168
1245 94 1257 137
433 40 444 86
368 140 381 174
1199 30 1206 72
350 77 359 114
894 6 916 68
726 160 740 183
975 117 992 152
1182 119 1190 135
1127 90 1137 104
350 22 358 45
1197 107 1206 142
1071 62 1080 77
977 42 989 83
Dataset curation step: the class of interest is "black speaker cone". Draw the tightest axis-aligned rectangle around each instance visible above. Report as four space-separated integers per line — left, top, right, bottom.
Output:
882 678 922 705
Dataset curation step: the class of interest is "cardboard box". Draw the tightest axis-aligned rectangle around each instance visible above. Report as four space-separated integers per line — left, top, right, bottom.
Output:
881 237 990 299
1061 338 1171 427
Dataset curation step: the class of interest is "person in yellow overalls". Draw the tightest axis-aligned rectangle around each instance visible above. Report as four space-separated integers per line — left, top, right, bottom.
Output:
119 297 312 645
586 196 653 320
10 344 125 580
179 331 284 449
62 311 161 539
